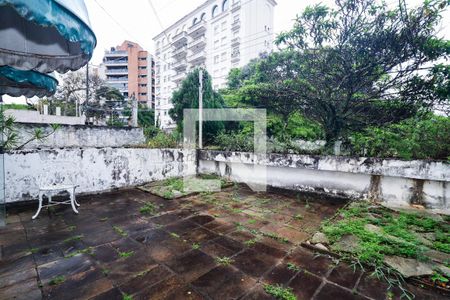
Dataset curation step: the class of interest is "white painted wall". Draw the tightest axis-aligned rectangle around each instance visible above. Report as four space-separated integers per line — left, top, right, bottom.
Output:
5 109 86 125
14 124 146 149
198 151 450 212
5 148 196 203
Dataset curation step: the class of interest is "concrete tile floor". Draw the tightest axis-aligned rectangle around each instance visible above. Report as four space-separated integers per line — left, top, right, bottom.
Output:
0 186 446 300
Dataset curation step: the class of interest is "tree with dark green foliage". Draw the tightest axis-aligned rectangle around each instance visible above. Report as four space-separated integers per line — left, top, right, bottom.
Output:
236 0 450 145
169 68 225 144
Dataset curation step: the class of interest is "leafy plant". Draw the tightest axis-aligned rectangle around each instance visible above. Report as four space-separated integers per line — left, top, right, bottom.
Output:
216 256 233 266
113 226 128 237
48 275 66 286
192 243 200 250
287 263 301 272
118 250 134 259
263 284 297 300
63 235 83 244
139 203 157 215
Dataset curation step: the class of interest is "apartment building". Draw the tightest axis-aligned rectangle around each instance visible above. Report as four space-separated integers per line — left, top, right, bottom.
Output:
101 41 155 108
153 0 276 129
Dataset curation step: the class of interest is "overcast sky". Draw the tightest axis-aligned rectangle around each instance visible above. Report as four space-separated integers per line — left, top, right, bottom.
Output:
4 0 449 103
85 0 450 66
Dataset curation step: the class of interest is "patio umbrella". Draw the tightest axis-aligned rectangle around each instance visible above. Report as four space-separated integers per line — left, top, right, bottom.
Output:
0 0 97 73
0 66 57 98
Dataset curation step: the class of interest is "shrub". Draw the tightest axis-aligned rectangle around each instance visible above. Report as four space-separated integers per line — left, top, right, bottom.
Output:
351 116 450 160
147 131 179 148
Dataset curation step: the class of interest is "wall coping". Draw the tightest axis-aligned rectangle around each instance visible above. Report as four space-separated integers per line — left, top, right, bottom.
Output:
199 150 450 182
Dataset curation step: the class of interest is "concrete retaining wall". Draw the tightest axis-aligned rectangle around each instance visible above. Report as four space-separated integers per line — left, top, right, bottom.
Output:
5 148 195 203
13 124 146 149
198 151 450 211
5 109 86 125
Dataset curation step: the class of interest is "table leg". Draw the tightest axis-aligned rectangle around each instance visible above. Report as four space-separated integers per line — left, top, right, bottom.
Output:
32 191 44 219
70 188 79 214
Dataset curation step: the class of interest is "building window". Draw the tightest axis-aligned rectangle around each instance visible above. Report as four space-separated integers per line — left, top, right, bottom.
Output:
192 18 198 26
139 74 147 78
214 55 219 64
138 66 147 70
212 5 218 18
214 40 219 49
200 12 206 21
214 25 219 34
138 57 147 61
140 93 147 96
221 36 227 46
221 21 227 31
222 0 229 11
221 52 227 61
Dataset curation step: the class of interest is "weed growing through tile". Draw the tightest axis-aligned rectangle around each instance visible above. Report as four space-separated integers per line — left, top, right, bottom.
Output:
247 219 257 225
293 214 303 220
102 269 110 276
170 232 180 239
68 225 76 231
244 238 259 247
65 247 94 259
192 243 200 250
122 293 133 300
139 203 157 215
99 217 108 222
264 284 296 300
63 235 83 244
29 247 39 254
216 256 233 266
118 250 134 259
287 262 301 272
113 226 128 237
48 275 66 286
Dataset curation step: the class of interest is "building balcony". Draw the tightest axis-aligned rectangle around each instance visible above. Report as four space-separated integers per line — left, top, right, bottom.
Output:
187 50 206 64
231 37 240 46
173 59 187 71
231 19 241 30
104 50 127 57
105 68 128 75
172 31 188 48
106 77 128 82
104 59 128 66
232 0 241 11
172 46 187 59
188 20 206 38
188 36 206 50
231 51 240 63
172 72 186 83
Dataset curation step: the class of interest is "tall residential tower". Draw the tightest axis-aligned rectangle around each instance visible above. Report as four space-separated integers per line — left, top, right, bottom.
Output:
153 0 276 129
101 41 155 108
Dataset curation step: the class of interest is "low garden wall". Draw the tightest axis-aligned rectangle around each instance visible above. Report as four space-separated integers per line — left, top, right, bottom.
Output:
5 148 196 203
14 123 146 149
198 151 450 212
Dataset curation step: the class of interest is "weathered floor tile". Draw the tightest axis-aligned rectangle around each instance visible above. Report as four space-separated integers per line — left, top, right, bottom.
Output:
288 270 323 299
37 254 94 285
285 247 333 277
166 249 216 282
327 263 362 290
133 275 185 299
192 266 256 299
315 283 367 300
43 267 113 300
356 273 390 300
263 262 297 285
119 264 172 296
232 249 279 278
241 285 274 300
0 276 41 300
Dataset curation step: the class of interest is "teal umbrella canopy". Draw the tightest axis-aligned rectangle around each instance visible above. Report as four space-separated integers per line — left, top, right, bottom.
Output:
0 0 97 73
0 66 58 97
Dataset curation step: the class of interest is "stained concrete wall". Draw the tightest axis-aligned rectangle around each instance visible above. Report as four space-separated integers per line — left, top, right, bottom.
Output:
5 148 196 203
198 151 450 212
14 124 146 149
5 109 86 125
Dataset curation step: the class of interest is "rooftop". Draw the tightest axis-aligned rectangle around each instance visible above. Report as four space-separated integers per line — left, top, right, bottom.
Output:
1 184 444 299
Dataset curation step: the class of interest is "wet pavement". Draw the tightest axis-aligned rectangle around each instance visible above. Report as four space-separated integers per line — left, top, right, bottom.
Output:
0 185 446 299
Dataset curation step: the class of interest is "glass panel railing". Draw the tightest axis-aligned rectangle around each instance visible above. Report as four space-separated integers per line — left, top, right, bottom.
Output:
0 100 6 227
